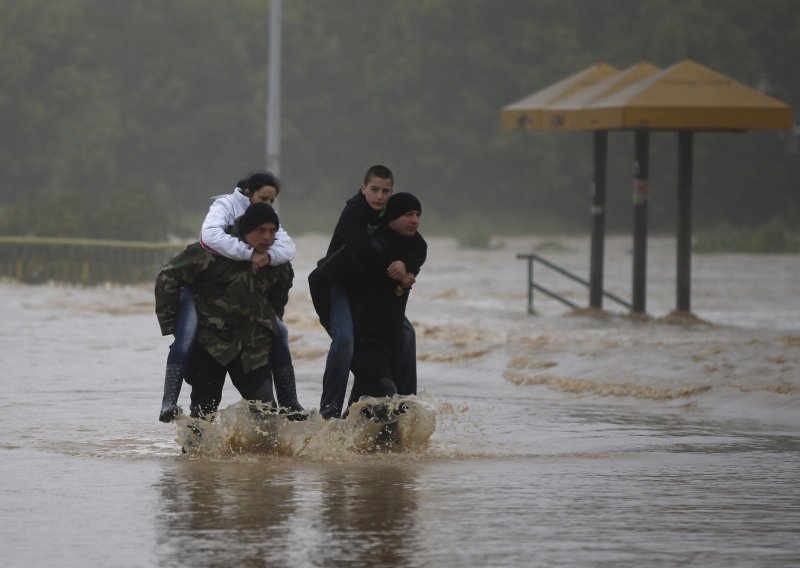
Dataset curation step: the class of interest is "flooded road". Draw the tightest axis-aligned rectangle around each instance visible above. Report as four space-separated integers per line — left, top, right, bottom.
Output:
1 235 798 566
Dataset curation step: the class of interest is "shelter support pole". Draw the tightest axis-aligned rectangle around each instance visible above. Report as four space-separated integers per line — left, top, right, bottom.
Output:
676 130 693 312
632 130 650 314
589 130 608 309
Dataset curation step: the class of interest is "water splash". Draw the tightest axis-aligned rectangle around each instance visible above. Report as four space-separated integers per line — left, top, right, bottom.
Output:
175 395 437 460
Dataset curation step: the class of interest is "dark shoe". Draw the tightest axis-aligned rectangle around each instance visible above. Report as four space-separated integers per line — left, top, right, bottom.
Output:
361 400 408 423
280 402 309 421
159 403 183 423
320 403 342 420
361 403 390 422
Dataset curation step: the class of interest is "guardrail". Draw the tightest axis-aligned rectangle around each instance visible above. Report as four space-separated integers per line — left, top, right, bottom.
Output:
516 252 633 314
0 236 190 285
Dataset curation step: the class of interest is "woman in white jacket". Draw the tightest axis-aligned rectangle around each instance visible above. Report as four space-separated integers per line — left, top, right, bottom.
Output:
159 172 305 422
200 174 296 267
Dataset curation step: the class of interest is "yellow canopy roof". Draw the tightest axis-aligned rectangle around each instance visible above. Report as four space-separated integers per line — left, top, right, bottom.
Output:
584 59 793 130
541 61 661 130
500 62 619 130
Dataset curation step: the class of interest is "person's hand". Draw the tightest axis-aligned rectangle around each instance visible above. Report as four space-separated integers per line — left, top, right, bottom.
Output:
387 260 407 281
251 251 269 272
400 272 416 288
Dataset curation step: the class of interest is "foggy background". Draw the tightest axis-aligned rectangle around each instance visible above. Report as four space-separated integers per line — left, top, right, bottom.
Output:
0 0 797 242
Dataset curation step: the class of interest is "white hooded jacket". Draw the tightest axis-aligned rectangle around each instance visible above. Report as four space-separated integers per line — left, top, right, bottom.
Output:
199 187 296 265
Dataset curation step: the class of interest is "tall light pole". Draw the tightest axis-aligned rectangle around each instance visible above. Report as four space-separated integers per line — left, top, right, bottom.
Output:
266 0 282 183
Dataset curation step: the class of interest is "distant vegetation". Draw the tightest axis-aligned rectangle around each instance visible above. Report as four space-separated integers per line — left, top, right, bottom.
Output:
0 0 798 241
453 223 493 249
694 219 800 253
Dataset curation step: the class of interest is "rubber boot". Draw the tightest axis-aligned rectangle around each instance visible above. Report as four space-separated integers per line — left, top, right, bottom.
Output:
273 365 307 421
159 364 184 423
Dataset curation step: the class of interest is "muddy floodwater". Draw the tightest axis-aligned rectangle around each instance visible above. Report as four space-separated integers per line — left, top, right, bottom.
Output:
1 235 798 567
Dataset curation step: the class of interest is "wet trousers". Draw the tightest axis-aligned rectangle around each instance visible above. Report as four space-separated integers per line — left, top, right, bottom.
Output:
319 283 417 419
184 345 275 419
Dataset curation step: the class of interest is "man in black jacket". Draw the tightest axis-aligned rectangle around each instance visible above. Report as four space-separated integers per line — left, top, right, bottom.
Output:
311 168 424 419
344 193 427 409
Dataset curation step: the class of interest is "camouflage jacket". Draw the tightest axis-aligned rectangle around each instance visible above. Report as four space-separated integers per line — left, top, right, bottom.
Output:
155 243 293 372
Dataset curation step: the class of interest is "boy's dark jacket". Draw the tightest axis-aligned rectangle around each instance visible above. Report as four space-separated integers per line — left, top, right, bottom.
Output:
309 215 427 331
325 191 425 274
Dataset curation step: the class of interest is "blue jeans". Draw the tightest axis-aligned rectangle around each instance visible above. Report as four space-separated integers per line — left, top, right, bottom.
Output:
319 283 418 419
270 318 292 369
319 283 354 419
167 287 198 371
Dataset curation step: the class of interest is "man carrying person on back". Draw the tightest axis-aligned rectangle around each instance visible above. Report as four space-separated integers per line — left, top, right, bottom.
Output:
312 165 424 419
344 192 427 410
154 202 293 420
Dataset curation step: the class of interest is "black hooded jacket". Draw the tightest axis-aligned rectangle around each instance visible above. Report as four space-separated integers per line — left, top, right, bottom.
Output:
309 191 426 329
345 225 427 338
345 224 427 403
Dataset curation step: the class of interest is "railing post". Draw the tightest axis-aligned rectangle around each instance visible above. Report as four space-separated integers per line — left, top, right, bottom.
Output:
517 252 633 314
526 256 534 314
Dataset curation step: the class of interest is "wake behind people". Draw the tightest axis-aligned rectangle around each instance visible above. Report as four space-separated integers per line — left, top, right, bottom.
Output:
154 165 430 453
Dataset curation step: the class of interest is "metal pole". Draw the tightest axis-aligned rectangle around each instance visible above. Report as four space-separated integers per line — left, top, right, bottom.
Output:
676 130 693 312
266 0 282 180
527 256 534 314
589 130 608 309
632 130 649 314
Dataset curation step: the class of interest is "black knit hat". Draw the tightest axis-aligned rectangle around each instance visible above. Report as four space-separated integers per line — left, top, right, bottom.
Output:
384 192 421 222
239 202 280 235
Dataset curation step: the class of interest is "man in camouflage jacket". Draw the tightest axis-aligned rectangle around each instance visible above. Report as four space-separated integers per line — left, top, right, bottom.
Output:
155 203 293 418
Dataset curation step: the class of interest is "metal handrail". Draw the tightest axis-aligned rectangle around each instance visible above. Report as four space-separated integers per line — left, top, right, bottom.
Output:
516 252 633 314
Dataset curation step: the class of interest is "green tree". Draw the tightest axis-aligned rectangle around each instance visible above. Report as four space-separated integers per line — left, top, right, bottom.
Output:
0 0 797 239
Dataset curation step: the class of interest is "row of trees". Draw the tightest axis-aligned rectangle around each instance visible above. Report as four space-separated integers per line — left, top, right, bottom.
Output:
0 0 797 240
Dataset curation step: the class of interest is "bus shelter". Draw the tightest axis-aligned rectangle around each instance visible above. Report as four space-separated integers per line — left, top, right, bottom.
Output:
502 58 793 315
